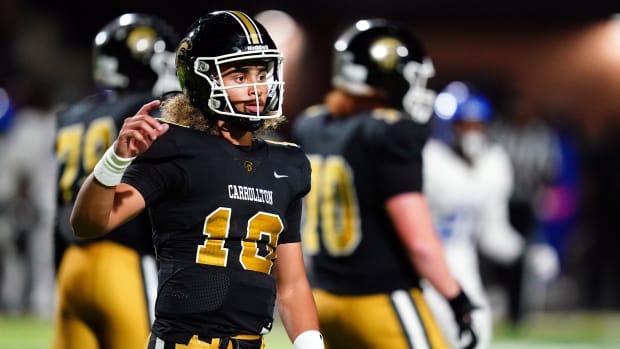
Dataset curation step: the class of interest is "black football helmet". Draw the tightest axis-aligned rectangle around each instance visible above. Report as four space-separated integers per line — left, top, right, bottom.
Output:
332 19 436 123
175 10 284 131
93 13 180 96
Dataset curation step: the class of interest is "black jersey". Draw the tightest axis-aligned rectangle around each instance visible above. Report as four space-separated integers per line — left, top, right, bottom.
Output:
292 106 429 295
55 90 155 256
122 122 310 342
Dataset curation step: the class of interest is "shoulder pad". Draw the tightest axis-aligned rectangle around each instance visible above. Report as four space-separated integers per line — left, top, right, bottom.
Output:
135 123 190 162
292 105 329 143
300 104 327 118
371 108 407 124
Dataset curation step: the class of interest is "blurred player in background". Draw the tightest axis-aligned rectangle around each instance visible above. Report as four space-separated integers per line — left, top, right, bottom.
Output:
0 78 57 318
421 81 526 348
70 10 323 349
51 13 179 349
293 19 477 349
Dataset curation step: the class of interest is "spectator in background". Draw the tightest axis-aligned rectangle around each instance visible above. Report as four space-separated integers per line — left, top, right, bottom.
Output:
51 13 179 349
293 19 477 349
486 90 565 325
0 75 57 318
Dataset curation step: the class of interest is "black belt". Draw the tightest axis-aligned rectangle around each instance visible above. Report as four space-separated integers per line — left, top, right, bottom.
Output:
149 333 263 349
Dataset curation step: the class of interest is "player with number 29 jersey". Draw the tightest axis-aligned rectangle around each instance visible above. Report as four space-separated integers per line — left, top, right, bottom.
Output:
56 91 155 254
53 91 159 349
52 12 179 349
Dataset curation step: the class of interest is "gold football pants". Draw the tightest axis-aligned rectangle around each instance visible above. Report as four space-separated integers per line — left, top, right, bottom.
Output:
51 241 157 349
313 288 450 349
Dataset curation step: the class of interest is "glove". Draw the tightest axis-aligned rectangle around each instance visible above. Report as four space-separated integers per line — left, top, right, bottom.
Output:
448 289 478 349
525 243 560 282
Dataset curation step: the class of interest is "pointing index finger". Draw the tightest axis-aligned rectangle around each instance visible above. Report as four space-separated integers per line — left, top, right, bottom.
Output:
136 99 162 116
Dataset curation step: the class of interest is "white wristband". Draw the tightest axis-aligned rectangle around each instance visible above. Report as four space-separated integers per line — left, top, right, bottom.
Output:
92 142 136 187
294 330 324 349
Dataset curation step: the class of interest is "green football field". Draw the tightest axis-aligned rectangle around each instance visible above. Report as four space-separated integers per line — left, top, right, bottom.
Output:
2 311 620 349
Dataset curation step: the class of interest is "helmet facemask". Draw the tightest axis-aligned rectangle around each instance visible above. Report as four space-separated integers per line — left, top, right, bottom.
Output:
150 49 180 96
193 51 284 123
402 57 436 124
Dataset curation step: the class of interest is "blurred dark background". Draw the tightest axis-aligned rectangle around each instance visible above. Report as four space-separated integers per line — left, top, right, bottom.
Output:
3 0 620 321
3 0 620 128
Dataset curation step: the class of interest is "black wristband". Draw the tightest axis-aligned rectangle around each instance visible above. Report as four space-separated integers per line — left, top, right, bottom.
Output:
449 289 468 308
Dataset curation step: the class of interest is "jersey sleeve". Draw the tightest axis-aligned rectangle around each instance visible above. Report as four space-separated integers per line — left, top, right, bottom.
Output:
296 148 311 198
278 197 303 244
265 141 311 244
366 112 430 199
122 127 186 206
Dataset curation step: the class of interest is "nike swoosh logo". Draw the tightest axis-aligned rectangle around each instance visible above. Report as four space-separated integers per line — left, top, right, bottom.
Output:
274 171 288 178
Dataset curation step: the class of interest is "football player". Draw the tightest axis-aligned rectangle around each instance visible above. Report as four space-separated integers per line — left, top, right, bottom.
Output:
70 10 324 349
51 13 179 349
421 81 527 348
292 19 477 349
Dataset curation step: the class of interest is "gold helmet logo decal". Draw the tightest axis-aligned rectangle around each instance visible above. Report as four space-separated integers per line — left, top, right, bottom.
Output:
127 26 157 59
370 37 404 72
176 38 192 64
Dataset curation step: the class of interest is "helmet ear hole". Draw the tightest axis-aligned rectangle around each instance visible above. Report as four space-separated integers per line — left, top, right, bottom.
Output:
209 98 222 110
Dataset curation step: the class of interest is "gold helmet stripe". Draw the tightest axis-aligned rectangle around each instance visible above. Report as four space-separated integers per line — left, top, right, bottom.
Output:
227 11 262 45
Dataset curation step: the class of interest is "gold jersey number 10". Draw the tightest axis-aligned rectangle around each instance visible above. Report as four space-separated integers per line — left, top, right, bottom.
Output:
302 154 362 257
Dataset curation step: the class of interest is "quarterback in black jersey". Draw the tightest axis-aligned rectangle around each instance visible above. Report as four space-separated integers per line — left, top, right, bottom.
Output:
71 10 323 349
52 13 179 349
293 19 478 349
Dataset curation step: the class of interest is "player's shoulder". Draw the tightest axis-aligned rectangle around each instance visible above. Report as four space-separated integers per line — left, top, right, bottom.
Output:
367 108 425 128
56 92 105 127
423 137 450 156
483 142 512 166
482 142 514 176
297 104 328 119
293 104 328 129
486 141 510 157
264 138 307 164
58 90 155 128
363 107 429 144
137 120 200 161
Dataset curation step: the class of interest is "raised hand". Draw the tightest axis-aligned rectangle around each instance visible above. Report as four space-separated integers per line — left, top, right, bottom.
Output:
115 100 169 158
